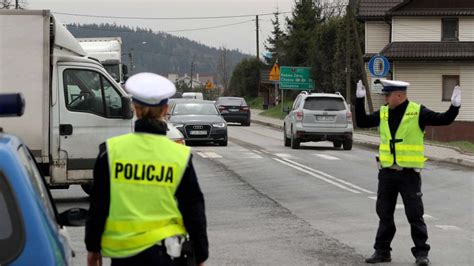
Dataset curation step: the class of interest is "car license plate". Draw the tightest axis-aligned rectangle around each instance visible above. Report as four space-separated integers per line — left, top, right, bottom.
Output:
189 130 207 135
317 115 335 121
229 108 239 112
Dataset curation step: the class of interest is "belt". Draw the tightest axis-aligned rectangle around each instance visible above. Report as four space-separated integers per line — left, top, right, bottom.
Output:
385 165 421 173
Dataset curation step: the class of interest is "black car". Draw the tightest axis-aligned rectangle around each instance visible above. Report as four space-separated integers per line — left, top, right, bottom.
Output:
169 100 228 146
215 97 251 126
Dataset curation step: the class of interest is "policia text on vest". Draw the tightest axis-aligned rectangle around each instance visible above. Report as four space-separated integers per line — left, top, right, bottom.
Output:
114 160 176 185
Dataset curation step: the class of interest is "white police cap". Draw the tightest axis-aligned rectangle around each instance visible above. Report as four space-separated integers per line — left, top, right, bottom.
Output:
375 79 410 93
124 72 176 106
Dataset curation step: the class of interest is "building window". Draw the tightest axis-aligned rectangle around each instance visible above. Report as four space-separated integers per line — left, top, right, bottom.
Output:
442 18 459 41
442 75 459 101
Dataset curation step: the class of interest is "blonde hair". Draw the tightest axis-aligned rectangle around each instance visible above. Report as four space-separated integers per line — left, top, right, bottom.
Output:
133 102 167 121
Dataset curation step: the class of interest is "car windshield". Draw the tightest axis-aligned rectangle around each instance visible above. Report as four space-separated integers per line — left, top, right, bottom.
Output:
172 103 218 115
303 97 346 111
217 98 246 106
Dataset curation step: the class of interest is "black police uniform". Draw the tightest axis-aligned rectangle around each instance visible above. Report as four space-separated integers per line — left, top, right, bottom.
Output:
356 98 459 257
85 119 209 265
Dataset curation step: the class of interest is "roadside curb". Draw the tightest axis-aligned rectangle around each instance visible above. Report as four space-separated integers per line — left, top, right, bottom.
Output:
251 118 474 169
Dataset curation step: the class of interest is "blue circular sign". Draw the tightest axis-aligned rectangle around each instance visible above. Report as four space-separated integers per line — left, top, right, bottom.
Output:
368 55 390 77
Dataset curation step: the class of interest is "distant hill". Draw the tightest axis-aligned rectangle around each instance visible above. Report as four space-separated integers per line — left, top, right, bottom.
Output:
67 23 251 84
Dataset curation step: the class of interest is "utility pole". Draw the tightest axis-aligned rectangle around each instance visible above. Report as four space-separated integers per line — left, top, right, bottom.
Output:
345 6 352 106
128 48 134 75
15 0 19 9
256 15 260 60
348 5 374 113
190 56 195 90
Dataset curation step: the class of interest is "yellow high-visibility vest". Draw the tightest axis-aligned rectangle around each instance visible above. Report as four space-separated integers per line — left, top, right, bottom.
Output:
379 102 426 168
101 133 191 258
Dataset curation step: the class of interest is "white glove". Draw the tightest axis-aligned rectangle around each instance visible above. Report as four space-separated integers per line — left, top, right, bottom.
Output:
451 85 461 107
356 80 366 98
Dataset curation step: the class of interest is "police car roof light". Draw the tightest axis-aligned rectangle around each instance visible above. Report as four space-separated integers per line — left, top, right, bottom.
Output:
0 93 25 117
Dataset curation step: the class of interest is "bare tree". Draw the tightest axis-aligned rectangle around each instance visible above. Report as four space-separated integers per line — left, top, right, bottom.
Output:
315 0 347 18
1 0 28 9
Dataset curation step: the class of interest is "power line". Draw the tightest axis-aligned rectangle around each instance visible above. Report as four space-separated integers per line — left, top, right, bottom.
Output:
53 11 291 20
69 19 253 34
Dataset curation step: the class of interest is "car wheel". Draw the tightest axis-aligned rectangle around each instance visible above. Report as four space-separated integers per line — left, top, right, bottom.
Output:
218 138 228 146
81 184 92 195
283 125 290 147
343 139 353 150
242 120 251 126
290 128 300 149
333 141 342 148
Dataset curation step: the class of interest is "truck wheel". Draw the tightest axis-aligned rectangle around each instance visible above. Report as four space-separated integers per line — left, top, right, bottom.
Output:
81 184 92 195
343 139 353 150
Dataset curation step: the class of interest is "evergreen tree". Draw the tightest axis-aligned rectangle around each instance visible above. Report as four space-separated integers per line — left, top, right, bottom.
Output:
264 11 285 65
283 0 321 66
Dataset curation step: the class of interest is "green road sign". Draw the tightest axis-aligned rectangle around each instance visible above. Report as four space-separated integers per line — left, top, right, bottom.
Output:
280 66 315 90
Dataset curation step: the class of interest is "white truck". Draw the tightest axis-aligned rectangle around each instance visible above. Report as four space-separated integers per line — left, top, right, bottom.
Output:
78 37 127 84
0 10 134 193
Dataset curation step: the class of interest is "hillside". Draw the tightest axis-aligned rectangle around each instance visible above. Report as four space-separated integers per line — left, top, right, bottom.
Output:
67 23 251 84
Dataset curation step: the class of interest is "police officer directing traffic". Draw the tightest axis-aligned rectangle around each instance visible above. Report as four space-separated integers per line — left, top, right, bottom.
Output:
85 72 208 266
355 79 461 266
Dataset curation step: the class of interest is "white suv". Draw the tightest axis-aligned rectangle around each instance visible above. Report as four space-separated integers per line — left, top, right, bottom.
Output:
283 91 353 150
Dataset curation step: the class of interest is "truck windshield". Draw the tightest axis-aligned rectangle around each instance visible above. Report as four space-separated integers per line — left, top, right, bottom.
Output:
104 64 120 82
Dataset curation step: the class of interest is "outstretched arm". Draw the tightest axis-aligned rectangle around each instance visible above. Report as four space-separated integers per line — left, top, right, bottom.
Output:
419 86 460 129
355 80 380 128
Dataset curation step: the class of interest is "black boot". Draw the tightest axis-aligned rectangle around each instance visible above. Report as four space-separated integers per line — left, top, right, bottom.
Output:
365 251 391 263
415 256 430 266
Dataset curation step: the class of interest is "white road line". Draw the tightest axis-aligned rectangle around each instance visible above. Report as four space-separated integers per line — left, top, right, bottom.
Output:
204 152 222 158
395 204 404 209
242 152 263 159
281 158 375 194
196 152 208 158
369 196 377 200
274 153 293 158
314 154 340 160
259 149 272 154
252 150 262 154
423 214 436 220
273 158 361 194
435 225 461 231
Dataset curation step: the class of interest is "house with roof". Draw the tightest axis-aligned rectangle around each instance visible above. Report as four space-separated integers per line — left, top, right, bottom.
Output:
357 0 474 142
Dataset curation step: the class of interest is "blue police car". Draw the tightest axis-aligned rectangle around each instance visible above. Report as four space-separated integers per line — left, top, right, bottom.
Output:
0 93 88 265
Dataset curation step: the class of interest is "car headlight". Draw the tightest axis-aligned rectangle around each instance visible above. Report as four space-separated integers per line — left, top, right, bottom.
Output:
212 122 226 128
173 123 184 128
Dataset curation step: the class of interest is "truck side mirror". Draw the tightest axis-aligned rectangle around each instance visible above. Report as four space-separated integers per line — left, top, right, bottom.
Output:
283 106 290 114
120 96 134 119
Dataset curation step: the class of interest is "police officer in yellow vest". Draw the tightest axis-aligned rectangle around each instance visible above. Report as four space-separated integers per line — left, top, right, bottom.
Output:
355 79 461 266
85 73 208 266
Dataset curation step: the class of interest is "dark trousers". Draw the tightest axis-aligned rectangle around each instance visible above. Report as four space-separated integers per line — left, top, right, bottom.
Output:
111 245 175 266
374 168 430 257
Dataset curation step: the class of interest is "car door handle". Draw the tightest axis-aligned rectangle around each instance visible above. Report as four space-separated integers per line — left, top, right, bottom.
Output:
60 124 73 136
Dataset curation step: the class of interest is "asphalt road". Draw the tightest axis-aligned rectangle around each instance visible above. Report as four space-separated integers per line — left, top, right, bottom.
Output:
53 123 474 265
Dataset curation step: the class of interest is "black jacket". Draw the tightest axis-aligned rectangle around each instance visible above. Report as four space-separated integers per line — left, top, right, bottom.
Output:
355 98 459 136
85 119 209 263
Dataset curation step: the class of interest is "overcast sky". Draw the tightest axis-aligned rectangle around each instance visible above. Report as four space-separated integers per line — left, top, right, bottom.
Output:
27 0 296 55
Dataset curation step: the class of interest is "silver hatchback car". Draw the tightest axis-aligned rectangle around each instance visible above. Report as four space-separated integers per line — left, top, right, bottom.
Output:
283 91 353 150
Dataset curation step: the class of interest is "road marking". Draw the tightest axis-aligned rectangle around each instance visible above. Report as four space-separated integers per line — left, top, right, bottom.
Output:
423 214 436 220
196 152 222 158
274 153 293 158
273 158 361 194
252 150 262 154
395 204 404 210
369 196 377 200
259 149 272 154
314 154 340 160
196 152 208 158
281 158 375 194
435 225 461 231
242 152 263 159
